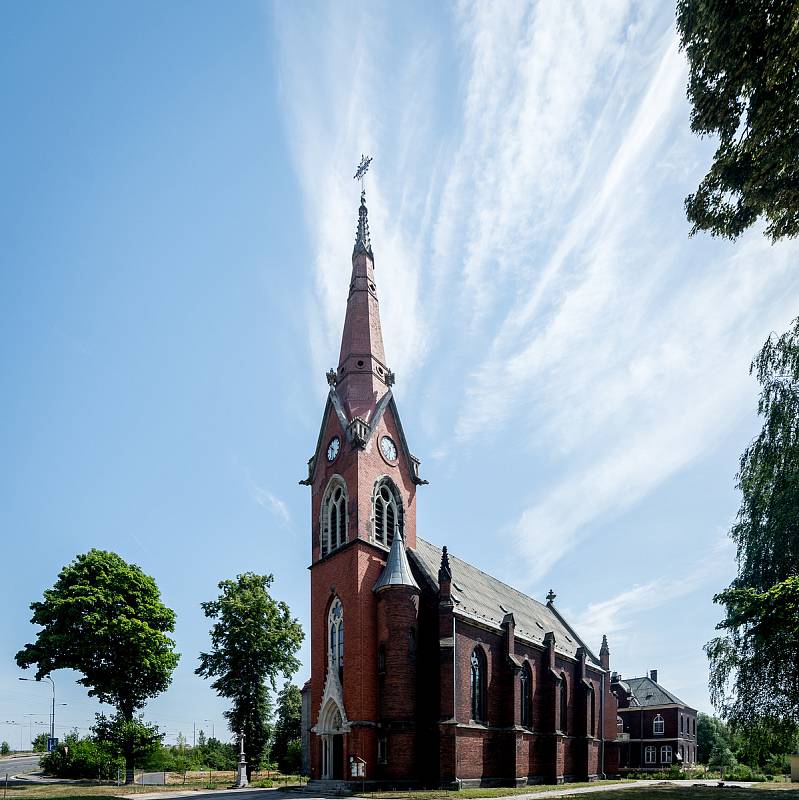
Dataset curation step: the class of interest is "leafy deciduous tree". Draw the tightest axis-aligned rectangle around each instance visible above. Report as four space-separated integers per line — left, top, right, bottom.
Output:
676 0 799 241
272 682 302 774
196 573 303 779
15 549 180 781
706 318 799 743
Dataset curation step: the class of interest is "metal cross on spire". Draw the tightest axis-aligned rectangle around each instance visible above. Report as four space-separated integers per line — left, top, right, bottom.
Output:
353 154 373 197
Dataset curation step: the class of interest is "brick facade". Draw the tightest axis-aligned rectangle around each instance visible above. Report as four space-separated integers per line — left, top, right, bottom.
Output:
303 193 619 787
612 672 698 771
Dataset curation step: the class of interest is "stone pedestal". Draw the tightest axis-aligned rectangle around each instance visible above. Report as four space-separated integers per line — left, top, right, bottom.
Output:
236 760 248 788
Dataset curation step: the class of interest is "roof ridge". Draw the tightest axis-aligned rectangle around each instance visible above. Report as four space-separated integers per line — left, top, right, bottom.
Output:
417 536 552 615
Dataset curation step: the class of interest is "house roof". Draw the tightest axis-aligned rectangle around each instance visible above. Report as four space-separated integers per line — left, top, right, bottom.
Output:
410 537 602 667
623 676 687 707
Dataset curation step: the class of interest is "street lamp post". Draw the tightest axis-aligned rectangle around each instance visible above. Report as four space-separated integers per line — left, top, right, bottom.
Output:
19 676 56 744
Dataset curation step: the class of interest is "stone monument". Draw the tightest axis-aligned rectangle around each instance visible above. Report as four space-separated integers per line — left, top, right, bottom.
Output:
235 731 248 788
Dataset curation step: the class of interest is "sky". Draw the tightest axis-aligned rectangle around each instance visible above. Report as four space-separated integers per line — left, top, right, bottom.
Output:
2 0 798 750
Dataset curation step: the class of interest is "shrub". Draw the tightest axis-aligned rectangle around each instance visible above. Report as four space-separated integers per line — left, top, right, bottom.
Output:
0 742 10 755
41 734 123 779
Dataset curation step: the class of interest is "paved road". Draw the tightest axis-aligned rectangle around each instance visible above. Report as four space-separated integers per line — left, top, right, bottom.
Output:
0 754 42 777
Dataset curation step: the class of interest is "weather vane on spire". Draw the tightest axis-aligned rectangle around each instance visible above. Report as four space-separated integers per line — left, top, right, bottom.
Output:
353 154 373 197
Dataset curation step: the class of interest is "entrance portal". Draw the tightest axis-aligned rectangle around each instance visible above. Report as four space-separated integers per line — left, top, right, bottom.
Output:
318 699 347 780
321 734 345 779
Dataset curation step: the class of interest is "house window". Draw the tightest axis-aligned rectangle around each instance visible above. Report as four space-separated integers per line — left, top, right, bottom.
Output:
590 684 596 736
645 746 656 764
692 717 696 736
661 745 672 764
470 647 487 723
321 477 347 556
617 716 624 735
653 714 664 735
377 736 387 765
520 662 532 728
680 714 684 733
373 477 403 546
559 673 568 734
328 597 344 683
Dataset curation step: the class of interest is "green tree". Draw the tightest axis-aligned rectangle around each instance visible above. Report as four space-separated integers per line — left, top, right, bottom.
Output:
15 550 180 782
32 732 48 752
272 682 302 773
697 713 732 764
706 319 799 743
0 741 10 755
196 573 303 779
93 713 162 779
676 0 799 241
709 741 738 777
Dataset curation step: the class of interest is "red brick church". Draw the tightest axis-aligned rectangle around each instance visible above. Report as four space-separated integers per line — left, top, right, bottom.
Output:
300 185 620 788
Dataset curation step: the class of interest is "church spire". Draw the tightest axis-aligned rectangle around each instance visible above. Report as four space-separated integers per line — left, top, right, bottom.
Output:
353 189 372 258
335 157 390 420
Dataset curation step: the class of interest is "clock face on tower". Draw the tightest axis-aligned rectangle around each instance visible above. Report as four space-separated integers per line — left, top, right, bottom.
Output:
380 435 397 462
326 436 340 462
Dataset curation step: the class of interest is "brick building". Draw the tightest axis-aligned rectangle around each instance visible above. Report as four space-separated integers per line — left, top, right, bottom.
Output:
301 188 619 788
612 671 697 771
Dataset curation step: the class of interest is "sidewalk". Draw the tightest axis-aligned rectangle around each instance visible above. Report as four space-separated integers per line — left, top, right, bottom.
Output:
129 780 757 800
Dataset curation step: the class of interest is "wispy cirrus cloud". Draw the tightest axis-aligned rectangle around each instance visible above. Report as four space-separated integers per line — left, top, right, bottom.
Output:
250 482 291 527
272 0 799 587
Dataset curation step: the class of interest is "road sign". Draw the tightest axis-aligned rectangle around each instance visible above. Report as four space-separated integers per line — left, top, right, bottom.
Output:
47 738 58 752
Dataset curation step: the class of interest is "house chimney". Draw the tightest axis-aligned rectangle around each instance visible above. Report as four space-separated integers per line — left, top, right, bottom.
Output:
650 669 658 682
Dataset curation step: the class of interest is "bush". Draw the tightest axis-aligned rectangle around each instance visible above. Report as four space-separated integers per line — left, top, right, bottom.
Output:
41 734 123 779
0 742 10 755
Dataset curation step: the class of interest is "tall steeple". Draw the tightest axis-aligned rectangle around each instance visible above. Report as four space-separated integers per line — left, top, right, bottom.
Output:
335 182 392 420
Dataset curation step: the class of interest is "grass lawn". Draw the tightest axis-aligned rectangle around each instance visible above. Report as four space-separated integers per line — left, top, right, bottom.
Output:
357 786 799 800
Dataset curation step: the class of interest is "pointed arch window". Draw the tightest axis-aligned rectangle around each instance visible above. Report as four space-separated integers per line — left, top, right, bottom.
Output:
321 477 348 557
373 477 403 546
559 673 568 734
328 598 344 683
653 713 664 736
520 662 533 729
590 684 596 736
470 647 487 723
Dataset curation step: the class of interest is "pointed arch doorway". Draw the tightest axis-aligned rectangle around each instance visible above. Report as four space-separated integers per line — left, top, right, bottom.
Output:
318 699 346 780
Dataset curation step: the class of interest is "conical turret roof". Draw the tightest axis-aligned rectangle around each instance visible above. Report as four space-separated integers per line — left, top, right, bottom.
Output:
373 533 420 593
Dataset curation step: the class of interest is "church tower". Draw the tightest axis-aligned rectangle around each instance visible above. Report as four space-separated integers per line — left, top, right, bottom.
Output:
303 172 425 782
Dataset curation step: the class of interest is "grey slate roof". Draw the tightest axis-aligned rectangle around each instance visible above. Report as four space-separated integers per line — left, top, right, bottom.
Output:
411 538 601 666
373 534 421 593
624 676 687 707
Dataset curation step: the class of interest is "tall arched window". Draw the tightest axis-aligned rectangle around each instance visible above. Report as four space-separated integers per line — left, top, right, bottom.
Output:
559 673 568 734
328 598 344 683
617 715 624 735
470 647 487 723
520 662 533 728
321 477 347 556
590 684 596 736
653 713 664 735
373 477 402 546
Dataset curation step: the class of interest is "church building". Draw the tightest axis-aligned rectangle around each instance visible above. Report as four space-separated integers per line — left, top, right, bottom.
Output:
301 182 620 788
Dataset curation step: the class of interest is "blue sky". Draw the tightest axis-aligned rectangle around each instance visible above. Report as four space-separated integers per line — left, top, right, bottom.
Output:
2 1 798 749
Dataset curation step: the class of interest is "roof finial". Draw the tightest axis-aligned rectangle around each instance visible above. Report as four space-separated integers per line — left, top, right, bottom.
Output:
546 589 557 605
353 155 373 257
438 545 452 582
